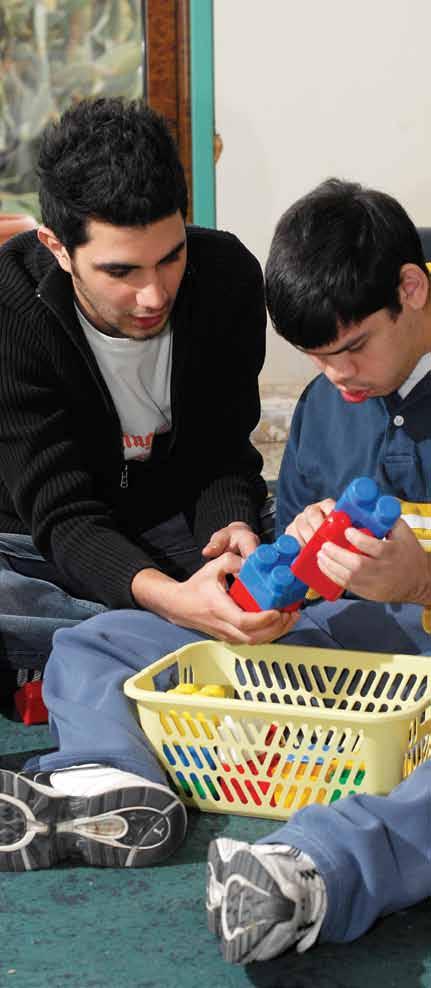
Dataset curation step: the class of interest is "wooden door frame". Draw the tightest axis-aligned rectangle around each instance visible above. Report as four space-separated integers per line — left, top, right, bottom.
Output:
143 0 215 226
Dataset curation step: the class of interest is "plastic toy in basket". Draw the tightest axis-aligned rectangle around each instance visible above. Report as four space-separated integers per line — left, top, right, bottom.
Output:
124 640 431 821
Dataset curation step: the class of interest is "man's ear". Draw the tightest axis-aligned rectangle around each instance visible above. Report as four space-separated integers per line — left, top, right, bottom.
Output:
399 263 429 311
38 225 72 274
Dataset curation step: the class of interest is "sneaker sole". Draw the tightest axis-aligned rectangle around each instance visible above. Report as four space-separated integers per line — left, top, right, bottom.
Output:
207 839 295 964
0 770 187 871
207 838 228 937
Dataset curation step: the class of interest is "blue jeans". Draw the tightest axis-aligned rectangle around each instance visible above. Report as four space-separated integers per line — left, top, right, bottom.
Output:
0 501 277 674
0 515 205 673
0 535 105 673
26 598 431 943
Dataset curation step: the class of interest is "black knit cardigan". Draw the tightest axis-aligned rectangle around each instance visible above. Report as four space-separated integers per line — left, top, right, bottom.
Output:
0 225 267 608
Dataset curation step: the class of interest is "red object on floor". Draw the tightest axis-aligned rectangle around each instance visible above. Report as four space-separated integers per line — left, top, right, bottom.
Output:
14 680 48 725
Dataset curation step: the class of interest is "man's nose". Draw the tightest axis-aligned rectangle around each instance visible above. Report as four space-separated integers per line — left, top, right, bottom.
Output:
135 275 167 310
323 353 356 384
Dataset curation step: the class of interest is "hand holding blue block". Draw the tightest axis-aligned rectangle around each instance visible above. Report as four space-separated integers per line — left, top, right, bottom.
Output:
229 534 308 612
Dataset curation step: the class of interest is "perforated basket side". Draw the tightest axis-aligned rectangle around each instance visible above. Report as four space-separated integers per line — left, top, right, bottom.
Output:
222 643 431 715
123 643 431 820
130 692 428 820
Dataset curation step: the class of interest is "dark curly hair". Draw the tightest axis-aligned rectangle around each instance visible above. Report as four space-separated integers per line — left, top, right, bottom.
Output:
38 98 188 252
265 178 428 349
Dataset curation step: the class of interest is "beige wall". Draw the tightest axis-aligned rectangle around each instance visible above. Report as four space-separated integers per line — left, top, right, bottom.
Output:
214 0 431 391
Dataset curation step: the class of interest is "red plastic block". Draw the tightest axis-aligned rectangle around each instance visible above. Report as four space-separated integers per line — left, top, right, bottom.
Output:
229 577 302 613
291 510 372 600
14 680 48 726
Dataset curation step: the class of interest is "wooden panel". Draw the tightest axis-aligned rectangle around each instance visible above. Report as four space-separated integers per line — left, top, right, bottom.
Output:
144 0 193 219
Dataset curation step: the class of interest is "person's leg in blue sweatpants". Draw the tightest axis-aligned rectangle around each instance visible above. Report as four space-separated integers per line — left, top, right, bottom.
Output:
1 595 430 881
206 590 431 965
0 611 208 872
28 610 208 781
207 759 431 963
25 594 430 783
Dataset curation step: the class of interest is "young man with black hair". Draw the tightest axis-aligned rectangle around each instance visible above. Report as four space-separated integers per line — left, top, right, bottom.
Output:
0 96 295 666
206 178 431 964
0 97 301 869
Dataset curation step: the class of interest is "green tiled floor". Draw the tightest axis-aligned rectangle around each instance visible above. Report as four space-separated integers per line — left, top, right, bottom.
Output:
1 719 431 988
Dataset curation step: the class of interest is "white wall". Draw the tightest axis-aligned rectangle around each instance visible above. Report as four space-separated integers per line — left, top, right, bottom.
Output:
214 0 431 391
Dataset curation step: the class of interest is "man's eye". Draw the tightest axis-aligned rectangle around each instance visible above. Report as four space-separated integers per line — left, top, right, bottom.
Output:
107 269 129 279
159 250 182 266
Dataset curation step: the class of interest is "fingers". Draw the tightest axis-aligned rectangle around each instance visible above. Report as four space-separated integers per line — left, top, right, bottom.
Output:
202 531 230 558
232 529 260 559
202 524 259 560
317 535 382 590
287 498 336 546
181 557 304 644
220 590 302 642
319 498 337 517
212 551 244 578
219 609 301 645
316 549 348 590
343 528 383 557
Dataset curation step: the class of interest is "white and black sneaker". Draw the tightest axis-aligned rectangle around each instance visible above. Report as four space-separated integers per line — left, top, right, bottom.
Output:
206 838 327 964
0 769 187 871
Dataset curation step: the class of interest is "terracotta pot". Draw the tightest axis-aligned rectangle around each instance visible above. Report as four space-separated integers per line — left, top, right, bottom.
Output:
0 212 38 246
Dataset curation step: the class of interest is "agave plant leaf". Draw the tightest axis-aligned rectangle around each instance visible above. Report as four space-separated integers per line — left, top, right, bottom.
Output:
0 190 41 221
51 60 98 92
95 40 141 79
94 68 143 100
18 80 56 142
0 0 144 203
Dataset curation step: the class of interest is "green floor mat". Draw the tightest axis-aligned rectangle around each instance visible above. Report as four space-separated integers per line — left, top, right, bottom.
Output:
1 714 431 988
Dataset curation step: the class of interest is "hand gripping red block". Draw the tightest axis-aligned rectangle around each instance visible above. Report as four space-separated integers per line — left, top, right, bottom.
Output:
290 510 372 601
291 476 401 601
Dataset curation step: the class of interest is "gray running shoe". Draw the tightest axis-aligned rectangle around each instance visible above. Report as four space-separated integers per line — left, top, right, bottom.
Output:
0 769 187 871
206 837 327 964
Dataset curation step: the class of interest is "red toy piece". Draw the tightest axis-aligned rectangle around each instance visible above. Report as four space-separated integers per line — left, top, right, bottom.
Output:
14 680 48 725
291 510 372 600
228 577 302 613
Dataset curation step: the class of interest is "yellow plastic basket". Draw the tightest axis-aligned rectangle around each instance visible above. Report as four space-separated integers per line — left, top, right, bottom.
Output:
124 641 431 820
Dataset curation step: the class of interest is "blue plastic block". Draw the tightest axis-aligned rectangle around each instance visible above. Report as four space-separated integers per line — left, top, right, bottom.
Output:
335 477 400 538
237 534 308 610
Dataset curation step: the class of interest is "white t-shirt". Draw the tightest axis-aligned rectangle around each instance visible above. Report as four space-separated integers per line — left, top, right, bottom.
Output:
75 304 172 461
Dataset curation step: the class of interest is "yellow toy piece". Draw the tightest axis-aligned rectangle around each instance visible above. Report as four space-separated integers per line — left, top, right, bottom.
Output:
422 607 431 634
168 682 234 698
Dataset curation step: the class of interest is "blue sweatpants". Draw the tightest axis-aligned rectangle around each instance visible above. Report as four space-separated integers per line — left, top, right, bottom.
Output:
26 598 431 943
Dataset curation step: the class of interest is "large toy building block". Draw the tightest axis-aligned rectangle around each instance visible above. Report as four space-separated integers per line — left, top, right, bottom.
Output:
229 534 308 613
14 679 48 726
291 477 401 601
334 477 401 538
290 509 372 601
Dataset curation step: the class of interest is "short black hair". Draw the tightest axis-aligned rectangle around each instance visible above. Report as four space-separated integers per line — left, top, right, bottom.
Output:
38 98 188 252
265 178 428 349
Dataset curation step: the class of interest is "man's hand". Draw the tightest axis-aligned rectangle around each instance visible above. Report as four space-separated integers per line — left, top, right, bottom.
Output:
315 517 431 604
202 521 260 561
285 498 335 546
131 554 299 644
